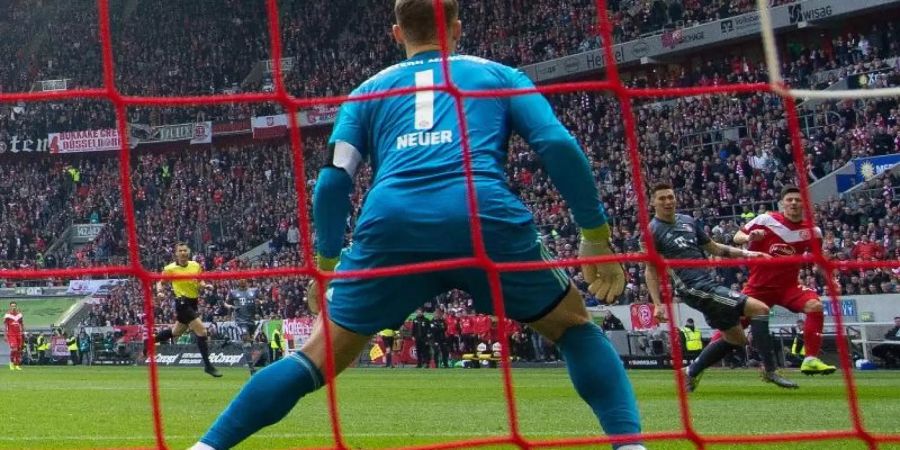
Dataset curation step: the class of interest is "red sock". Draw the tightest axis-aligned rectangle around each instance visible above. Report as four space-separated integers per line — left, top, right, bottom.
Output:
804 311 824 357
11 350 20 366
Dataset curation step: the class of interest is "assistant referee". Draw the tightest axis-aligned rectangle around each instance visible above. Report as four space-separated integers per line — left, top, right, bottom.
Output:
153 242 222 377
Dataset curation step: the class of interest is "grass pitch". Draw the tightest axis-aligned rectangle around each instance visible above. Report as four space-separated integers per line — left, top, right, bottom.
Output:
9 297 81 328
1 366 898 449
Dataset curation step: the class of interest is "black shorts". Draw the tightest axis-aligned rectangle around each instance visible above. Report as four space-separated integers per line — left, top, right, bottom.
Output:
174 297 200 324
237 322 257 339
677 284 747 331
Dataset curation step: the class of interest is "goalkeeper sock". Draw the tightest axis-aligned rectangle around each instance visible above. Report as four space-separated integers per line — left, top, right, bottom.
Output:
557 322 641 449
750 315 778 372
154 328 173 344
803 311 824 357
199 352 324 449
687 339 742 377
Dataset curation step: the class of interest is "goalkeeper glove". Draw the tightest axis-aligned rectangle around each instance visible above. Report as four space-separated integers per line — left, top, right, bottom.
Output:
307 255 338 315
578 223 626 304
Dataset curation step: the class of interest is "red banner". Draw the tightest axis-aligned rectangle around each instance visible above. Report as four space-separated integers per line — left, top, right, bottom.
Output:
630 303 657 330
282 317 314 348
48 128 123 154
251 114 288 139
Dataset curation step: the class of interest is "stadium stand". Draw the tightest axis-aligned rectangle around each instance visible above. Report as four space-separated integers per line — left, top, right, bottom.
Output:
1 2 898 322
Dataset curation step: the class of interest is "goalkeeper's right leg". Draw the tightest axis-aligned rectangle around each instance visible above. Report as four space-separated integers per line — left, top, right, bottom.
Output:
528 283 645 450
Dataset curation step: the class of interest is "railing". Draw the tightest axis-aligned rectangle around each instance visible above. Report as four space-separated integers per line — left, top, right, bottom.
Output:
677 124 751 155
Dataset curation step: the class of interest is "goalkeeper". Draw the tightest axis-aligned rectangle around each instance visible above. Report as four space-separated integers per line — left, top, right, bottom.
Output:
192 0 643 449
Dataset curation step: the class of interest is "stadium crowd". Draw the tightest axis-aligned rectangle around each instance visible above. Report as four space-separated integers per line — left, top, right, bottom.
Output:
0 2 897 328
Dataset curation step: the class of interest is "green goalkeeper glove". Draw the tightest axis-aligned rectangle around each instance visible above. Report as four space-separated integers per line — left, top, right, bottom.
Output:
307 255 338 315
578 224 626 304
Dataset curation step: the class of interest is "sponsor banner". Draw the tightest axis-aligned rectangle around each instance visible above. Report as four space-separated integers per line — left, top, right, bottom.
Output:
853 153 900 183
621 356 693 370
13 287 44 296
521 0 892 83
282 317 314 348
629 303 657 331
38 79 68 92
0 135 51 154
251 114 289 139
47 129 123 154
71 223 105 244
298 105 339 127
139 345 265 366
130 122 214 145
66 279 127 296
822 299 858 318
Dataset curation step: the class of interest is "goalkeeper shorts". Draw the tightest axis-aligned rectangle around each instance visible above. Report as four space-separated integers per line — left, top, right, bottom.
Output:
326 241 570 336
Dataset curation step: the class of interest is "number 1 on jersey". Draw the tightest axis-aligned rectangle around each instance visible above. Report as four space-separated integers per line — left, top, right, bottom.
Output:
414 70 434 130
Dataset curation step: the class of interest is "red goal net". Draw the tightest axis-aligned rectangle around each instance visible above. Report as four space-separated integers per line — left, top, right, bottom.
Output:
1 0 899 449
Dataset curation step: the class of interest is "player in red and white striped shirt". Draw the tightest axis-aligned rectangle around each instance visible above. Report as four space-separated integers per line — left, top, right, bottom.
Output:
733 186 836 375
4 302 25 371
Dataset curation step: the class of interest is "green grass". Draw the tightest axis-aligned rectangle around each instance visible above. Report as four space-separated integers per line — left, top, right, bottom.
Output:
1 367 898 449
10 297 81 328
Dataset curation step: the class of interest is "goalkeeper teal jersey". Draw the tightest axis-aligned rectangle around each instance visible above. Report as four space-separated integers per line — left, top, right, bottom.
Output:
322 50 607 256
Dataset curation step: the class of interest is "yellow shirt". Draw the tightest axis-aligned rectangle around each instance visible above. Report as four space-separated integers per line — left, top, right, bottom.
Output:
163 261 203 299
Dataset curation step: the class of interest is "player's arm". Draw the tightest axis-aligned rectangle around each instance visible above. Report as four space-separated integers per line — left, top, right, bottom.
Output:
195 265 213 290
640 241 668 322
310 91 368 313
155 267 169 298
643 263 668 323
733 215 767 245
222 293 235 310
505 69 623 302
702 241 768 259
733 228 766 245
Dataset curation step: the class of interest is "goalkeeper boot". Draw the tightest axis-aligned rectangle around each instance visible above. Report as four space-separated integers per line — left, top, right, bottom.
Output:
800 357 836 376
762 370 799 389
682 367 703 393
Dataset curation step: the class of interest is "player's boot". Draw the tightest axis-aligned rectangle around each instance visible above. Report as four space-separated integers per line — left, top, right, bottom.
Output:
682 367 703 393
8 362 13 370
762 371 799 389
204 364 223 378
800 357 836 376
14 365 22 370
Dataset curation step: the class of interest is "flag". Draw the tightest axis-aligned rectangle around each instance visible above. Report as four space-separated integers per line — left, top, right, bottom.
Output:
369 344 384 362
251 114 288 139
190 121 212 144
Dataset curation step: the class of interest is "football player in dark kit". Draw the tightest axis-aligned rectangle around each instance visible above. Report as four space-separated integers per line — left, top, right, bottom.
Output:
224 279 260 376
644 182 798 392
411 309 432 368
430 309 451 368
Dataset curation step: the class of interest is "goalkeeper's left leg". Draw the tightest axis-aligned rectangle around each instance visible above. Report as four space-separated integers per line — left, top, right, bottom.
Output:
528 283 644 450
